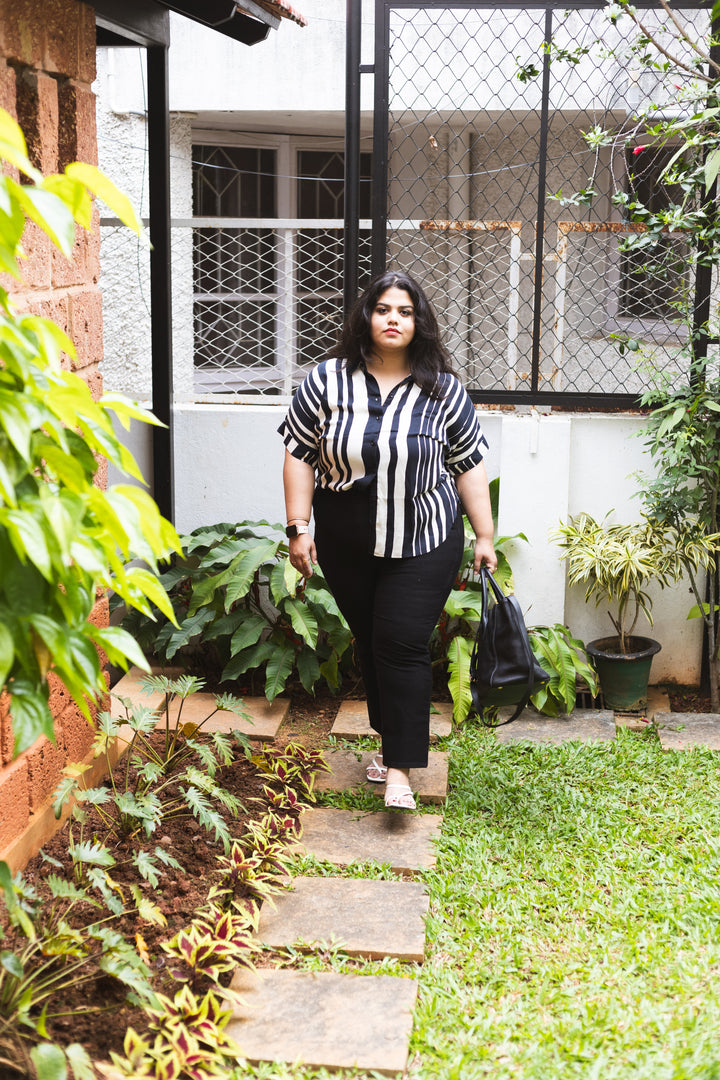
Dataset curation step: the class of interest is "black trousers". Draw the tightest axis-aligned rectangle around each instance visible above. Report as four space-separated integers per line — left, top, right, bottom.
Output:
313 487 464 769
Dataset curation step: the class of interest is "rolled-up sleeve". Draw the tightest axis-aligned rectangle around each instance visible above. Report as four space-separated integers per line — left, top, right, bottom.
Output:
278 364 325 467
444 378 487 476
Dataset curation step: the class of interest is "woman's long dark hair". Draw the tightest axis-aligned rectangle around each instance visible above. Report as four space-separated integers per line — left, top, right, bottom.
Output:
327 271 454 397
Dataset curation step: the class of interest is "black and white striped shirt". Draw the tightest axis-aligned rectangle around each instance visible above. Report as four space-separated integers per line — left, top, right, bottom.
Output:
279 359 487 559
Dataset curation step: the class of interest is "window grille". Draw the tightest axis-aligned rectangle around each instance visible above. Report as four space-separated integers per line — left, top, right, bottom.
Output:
189 145 372 395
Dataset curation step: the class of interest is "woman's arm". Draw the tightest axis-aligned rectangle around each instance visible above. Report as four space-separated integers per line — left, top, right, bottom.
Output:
455 461 497 574
282 449 318 577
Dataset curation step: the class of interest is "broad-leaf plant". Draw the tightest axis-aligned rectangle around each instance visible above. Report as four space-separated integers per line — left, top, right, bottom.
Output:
0 108 180 755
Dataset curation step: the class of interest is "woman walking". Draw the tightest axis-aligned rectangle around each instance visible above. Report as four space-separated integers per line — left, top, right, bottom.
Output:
279 271 496 809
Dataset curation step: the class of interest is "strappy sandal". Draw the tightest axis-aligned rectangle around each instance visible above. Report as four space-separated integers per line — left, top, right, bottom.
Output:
366 756 387 783
384 784 416 810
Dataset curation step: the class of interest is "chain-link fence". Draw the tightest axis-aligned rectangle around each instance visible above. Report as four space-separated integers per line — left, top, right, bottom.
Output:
373 2 714 404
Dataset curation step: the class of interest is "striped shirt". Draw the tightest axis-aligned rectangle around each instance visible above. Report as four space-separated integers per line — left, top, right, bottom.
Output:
279 359 487 558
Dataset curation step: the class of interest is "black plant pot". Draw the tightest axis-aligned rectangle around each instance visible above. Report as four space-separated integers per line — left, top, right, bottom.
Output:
586 636 662 712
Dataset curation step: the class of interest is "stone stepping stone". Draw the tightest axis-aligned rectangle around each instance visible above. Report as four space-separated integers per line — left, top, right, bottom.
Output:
655 712 720 751
295 807 442 873
315 748 448 804
331 699 452 741
494 709 616 745
227 969 417 1076
257 877 429 961
110 667 287 741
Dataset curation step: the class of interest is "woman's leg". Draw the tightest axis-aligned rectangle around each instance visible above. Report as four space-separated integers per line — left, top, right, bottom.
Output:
372 514 464 770
312 490 383 735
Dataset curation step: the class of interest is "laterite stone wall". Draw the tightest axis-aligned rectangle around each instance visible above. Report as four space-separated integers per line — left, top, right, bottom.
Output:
0 0 108 853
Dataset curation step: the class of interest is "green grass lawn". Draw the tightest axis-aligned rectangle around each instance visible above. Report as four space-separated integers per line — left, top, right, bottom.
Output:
233 725 720 1080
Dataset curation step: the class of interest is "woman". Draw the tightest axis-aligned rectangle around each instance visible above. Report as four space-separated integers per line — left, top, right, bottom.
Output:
279 271 497 809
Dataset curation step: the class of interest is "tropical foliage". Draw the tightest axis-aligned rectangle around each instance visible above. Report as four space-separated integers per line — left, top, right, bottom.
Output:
117 521 354 701
0 107 180 755
553 513 718 655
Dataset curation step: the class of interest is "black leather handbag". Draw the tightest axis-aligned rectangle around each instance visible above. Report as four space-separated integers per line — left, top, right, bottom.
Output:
469 567 551 727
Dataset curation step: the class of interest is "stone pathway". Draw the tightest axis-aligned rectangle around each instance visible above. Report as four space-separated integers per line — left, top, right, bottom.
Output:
229 712 445 1073
315 748 449 804
655 712 720 751
494 709 616 745
107 676 719 1075
332 699 452 741
256 877 429 961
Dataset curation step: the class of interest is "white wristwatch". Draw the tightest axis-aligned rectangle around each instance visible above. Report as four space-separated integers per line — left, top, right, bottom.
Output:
285 524 310 538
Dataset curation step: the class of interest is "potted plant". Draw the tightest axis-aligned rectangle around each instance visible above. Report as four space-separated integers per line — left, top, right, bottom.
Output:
553 513 716 711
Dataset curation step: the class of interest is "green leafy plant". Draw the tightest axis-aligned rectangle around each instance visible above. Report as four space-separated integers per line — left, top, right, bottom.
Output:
528 623 599 715
118 521 354 700
107 987 243 1080
53 677 251 851
432 480 524 722
0 108 181 755
553 513 718 654
0 859 156 1077
637 375 720 709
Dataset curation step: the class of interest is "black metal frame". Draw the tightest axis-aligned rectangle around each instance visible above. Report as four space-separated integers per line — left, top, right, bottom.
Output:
92 0 278 521
345 0 714 408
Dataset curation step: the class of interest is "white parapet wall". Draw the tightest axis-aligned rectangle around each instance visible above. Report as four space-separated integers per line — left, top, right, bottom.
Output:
113 403 700 686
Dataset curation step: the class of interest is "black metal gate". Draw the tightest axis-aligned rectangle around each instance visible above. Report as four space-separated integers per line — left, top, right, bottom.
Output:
345 1 713 407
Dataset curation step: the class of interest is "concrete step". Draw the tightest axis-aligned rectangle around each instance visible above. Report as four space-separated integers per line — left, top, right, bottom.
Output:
494 709 616 745
315 748 449 804
331 699 452 741
294 806 443 874
227 969 418 1076
655 712 720 751
256 876 429 961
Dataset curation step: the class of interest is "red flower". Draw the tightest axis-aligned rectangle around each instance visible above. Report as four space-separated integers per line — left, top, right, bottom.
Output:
633 145 646 155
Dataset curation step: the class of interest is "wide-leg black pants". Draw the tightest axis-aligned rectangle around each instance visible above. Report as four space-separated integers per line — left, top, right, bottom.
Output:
313 487 464 769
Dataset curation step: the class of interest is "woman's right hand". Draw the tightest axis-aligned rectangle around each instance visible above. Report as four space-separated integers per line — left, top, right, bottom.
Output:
288 533 317 578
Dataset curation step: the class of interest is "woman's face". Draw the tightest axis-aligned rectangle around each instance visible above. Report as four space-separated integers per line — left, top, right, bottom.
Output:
369 287 415 356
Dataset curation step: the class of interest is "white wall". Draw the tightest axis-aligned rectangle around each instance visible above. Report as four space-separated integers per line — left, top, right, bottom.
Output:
121 403 701 685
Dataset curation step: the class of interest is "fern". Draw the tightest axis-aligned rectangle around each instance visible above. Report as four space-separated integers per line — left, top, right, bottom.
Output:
181 785 231 849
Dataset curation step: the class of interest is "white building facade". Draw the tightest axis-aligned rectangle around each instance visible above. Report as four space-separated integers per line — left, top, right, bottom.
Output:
96 1 713 684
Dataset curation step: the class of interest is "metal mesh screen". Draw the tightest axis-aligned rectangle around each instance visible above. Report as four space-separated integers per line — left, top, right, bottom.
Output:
183 220 373 395
381 3 712 402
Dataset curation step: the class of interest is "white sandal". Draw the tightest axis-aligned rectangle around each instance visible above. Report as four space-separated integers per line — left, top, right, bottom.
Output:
384 784 416 810
366 756 387 783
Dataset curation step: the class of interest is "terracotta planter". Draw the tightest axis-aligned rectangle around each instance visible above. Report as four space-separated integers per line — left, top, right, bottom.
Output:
586 636 662 712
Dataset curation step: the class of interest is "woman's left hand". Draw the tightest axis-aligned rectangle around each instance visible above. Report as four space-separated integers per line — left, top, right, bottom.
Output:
473 535 497 574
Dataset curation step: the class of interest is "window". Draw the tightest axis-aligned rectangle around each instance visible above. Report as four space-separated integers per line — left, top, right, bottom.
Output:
619 146 689 322
191 140 371 394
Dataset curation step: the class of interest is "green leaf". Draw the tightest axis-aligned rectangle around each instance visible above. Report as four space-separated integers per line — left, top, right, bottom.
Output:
41 174 93 228
284 597 319 648
88 624 150 672
0 621 14 689
11 180 75 256
222 539 280 610
9 681 54 756
0 949 24 978
222 640 276 681
230 612 268 654
65 162 146 238
296 646 321 693
65 1044 95 1080
704 146 720 191
30 1043 67 1080
264 640 296 701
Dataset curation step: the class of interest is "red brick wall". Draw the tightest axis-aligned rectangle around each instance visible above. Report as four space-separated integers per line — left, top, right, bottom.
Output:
0 0 106 853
